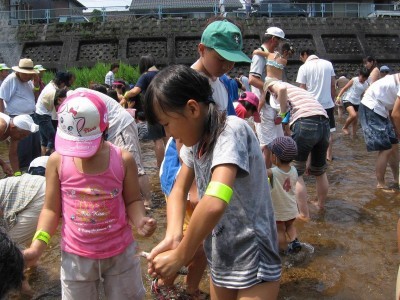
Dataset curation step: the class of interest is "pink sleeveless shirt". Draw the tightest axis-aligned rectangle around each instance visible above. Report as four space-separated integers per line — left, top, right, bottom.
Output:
59 142 133 259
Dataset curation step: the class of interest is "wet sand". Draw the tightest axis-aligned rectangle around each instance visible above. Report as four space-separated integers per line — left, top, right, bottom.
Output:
5 117 400 300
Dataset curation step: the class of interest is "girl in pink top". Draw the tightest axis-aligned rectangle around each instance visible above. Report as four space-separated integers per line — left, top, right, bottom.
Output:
23 91 156 300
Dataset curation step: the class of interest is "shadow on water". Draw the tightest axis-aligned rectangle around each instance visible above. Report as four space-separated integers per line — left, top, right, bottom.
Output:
5 117 400 299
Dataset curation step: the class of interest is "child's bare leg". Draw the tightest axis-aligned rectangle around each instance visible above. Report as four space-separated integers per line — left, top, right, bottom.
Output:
185 244 207 295
285 219 297 242
295 176 309 220
343 106 357 135
276 222 287 251
153 138 165 168
351 116 358 137
139 174 152 207
236 280 280 300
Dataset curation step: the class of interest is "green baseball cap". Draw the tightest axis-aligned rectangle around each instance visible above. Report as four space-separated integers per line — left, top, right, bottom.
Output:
201 20 251 63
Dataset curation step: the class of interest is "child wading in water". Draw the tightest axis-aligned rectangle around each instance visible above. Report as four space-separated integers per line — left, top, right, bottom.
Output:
336 68 369 137
268 136 302 254
23 91 156 299
147 65 281 300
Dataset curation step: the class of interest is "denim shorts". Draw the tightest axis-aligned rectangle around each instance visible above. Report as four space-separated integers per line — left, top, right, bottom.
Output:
359 103 398 152
35 113 56 149
291 116 330 176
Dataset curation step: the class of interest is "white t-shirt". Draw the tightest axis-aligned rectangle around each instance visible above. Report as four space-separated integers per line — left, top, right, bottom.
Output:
0 73 35 115
342 76 369 105
249 51 266 99
36 81 57 116
296 55 335 109
71 88 134 141
209 78 228 112
104 71 114 87
361 74 400 118
190 60 229 113
270 166 299 221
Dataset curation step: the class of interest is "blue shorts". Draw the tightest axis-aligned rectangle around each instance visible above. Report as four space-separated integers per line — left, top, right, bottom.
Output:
359 103 398 152
291 116 330 176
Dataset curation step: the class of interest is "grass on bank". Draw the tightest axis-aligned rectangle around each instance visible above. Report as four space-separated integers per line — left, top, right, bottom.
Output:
42 62 141 88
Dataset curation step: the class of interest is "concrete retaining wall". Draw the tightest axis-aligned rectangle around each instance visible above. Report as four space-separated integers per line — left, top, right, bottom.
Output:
0 17 399 82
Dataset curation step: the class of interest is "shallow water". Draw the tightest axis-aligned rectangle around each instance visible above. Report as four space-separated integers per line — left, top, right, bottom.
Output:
5 117 400 300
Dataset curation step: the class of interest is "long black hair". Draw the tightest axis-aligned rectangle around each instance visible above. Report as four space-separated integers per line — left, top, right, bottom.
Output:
139 55 156 74
144 64 226 156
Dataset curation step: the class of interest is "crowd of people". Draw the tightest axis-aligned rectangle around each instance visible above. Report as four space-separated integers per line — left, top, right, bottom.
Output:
0 16 399 300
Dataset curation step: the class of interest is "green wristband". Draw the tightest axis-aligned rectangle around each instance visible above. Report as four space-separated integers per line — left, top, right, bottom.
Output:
205 181 233 204
33 230 51 245
279 111 287 118
14 171 21 176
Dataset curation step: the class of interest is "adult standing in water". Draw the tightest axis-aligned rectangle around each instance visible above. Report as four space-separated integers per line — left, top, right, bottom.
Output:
359 73 400 189
123 55 166 168
296 49 336 161
249 26 287 168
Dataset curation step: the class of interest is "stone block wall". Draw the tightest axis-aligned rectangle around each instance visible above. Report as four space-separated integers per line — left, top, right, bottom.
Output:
0 17 399 82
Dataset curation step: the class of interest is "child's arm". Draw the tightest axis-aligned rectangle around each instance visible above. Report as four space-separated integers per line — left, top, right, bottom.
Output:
23 153 62 267
122 150 156 237
253 49 269 58
148 162 195 270
336 79 354 104
149 163 237 279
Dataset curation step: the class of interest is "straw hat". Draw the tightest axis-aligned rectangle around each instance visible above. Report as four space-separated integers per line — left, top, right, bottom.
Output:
12 58 39 74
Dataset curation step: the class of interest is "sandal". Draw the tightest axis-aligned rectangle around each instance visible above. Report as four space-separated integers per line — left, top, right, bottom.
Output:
185 289 209 300
151 278 183 300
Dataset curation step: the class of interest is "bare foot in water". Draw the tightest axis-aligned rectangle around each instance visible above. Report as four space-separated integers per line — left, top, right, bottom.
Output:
342 127 349 135
296 213 310 222
309 199 325 212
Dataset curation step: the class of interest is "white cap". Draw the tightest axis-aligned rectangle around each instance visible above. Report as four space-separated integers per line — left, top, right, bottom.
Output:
12 115 39 133
29 156 49 170
265 27 288 40
34 65 47 71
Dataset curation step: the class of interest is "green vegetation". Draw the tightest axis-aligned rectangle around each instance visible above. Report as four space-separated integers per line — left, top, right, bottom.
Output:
42 62 140 88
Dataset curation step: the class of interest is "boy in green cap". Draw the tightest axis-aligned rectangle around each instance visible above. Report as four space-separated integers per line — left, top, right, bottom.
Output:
192 19 251 114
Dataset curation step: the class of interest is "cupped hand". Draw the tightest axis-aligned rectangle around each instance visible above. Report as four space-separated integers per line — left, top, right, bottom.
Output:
150 250 184 280
147 237 181 278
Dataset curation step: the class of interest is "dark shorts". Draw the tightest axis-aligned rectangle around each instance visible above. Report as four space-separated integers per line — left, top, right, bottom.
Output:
10 114 41 170
147 122 166 140
291 115 330 176
359 103 398 152
35 113 56 149
325 107 336 132
343 101 359 112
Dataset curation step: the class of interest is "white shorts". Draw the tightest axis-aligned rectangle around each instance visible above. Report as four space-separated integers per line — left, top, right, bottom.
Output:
61 242 145 300
110 123 145 176
255 105 284 147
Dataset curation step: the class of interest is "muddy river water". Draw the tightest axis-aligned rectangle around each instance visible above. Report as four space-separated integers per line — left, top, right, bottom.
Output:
5 117 400 300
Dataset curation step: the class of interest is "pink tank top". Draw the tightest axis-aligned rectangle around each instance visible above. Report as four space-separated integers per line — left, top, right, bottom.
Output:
60 142 133 259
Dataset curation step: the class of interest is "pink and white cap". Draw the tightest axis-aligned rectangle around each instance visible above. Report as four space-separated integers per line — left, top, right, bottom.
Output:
55 91 108 158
